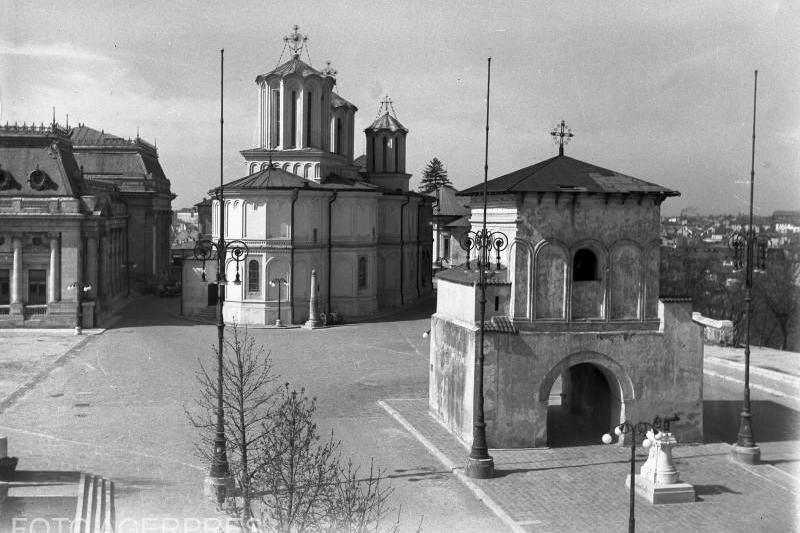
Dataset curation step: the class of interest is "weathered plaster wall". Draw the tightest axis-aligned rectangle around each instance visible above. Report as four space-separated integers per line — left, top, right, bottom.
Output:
429 299 703 448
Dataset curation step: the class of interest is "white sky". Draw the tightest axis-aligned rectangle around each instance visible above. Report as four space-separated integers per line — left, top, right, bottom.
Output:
1 1 798 215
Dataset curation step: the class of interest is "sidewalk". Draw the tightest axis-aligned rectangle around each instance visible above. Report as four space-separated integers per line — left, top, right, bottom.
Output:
381 398 799 533
705 344 800 379
705 344 800 400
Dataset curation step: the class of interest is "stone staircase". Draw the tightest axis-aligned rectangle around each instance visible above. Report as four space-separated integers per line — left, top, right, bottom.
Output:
196 306 217 322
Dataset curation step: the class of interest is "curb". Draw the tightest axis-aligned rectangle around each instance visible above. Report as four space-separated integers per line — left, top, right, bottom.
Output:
377 400 528 533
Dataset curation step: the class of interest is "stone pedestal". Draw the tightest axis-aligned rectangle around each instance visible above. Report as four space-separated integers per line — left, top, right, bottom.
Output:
626 431 695 504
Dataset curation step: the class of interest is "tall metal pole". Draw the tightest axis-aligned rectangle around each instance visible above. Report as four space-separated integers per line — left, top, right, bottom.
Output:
733 70 760 464
466 57 494 479
628 437 636 533
207 48 231 501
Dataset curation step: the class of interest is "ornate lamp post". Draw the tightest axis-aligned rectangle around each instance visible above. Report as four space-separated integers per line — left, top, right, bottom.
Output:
269 277 287 327
67 281 92 335
731 70 762 465
192 48 252 505
602 415 679 533
461 57 509 479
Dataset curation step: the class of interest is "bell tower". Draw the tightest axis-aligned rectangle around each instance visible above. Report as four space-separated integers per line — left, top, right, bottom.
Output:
364 95 410 192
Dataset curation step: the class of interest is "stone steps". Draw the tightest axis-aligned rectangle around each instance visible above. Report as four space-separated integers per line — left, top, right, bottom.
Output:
74 473 115 533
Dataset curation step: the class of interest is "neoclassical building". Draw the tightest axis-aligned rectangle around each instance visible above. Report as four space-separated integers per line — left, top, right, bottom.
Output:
0 121 173 328
429 146 704 448
184 29 433 324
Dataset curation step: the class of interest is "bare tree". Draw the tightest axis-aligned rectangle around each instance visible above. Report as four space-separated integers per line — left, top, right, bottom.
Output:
186 323 277 520
754 253 800 350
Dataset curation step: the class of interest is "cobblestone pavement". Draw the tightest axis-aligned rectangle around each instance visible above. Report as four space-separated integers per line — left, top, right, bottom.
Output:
383 398 799 533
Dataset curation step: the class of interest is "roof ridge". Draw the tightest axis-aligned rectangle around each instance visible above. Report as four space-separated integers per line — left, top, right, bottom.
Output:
507 154 559 191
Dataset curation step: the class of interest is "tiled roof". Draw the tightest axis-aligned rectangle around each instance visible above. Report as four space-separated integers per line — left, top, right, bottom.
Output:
257 57 327 82
459 155 679 197
331 92 357 110
220 165 379 192
366 113 408 133
433 185 470 217
353 154 367 172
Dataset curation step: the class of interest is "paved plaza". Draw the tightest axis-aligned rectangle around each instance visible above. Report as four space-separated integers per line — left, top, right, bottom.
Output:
0 296 798 532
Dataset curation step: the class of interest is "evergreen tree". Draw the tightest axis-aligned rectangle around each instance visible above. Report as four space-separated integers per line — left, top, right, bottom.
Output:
418 157 451 194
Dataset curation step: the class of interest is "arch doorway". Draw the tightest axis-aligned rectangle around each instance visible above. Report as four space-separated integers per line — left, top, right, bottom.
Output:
546 363 620 447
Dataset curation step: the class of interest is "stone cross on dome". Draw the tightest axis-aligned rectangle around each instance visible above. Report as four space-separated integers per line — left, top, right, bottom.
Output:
284 25 308 58
550 120 574 156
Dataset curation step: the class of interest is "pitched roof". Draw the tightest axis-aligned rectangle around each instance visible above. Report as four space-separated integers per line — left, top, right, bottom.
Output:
366 112 408 133
69 125 168 186
219 165 380 192
256 57 329 83
331 92 357 110
433 184 470 217
459 155 679 197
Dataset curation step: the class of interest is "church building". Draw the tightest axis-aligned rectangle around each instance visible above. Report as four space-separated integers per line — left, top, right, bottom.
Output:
185 28 433 324
429 125 704 448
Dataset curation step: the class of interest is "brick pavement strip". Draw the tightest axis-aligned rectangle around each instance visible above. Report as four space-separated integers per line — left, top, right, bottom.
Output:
382 398 799 533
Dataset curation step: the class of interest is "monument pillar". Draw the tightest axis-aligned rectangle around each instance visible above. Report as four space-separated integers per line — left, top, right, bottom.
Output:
304 269 322 328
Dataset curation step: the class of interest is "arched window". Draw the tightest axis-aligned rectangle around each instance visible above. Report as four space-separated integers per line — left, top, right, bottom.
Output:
290 90 298 147
271 89 280 147
335 118 342 154
573 249 598 281
248 260 260 293
358 256 367 289
250 163 257 174
305 91 312 147
382 137 388 172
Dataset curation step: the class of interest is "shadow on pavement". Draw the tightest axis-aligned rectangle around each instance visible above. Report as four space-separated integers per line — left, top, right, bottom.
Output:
703 399 800 442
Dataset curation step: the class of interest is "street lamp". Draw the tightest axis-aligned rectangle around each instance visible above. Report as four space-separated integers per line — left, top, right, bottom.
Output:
193 48 253 505
731 70 762 465
461 57 510 480
269 277 287 327
67 282 92 335
602 415 679 533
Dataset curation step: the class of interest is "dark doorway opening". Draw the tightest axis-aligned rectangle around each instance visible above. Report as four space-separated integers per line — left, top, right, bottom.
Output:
547 363 614 447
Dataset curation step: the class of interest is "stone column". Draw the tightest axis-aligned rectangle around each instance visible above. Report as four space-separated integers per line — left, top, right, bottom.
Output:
48 234 60 303
10 236 22 304
304 269 322 328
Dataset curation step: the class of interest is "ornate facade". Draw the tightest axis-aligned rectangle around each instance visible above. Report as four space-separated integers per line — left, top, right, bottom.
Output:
0 121 173 328
184 29 433 324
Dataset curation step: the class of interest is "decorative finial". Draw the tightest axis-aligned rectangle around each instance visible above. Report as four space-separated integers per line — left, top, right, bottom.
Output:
52 106 56 127
321 60 337 78
376 94 398 119
136 125 140 139
550 120 574 156
284 25 308 58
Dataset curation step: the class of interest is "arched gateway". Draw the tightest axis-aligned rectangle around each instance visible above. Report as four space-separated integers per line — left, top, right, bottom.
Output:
539 352 634 447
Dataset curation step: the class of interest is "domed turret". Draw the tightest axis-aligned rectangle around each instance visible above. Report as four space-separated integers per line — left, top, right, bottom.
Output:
364 95 410 191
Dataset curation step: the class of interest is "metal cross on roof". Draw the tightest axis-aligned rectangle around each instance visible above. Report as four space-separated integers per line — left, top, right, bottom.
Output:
284 25 308 58
376 94 398 119
550 120 574 156
321 61 337 78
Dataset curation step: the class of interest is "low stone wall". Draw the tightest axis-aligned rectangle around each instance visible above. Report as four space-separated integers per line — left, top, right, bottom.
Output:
692 312 734 346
